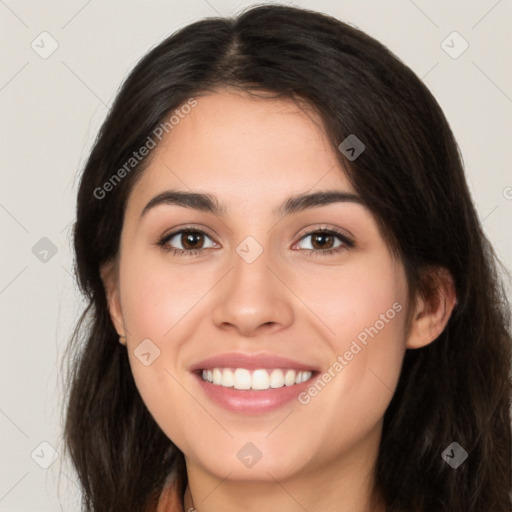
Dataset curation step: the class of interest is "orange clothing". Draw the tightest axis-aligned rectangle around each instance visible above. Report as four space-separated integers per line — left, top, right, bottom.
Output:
156 477 184 512
145 473 185 512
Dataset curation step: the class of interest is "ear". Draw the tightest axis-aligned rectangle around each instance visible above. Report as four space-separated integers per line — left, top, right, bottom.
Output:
100 258 125 336
406 266 457 349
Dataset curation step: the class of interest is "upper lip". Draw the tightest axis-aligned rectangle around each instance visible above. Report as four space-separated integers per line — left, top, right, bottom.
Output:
190 352 321 372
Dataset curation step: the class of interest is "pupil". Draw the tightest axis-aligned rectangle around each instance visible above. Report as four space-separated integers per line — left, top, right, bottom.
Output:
183 232 202 249
313 233 333 249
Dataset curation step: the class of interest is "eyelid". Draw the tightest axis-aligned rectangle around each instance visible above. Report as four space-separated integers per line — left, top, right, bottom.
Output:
294 224 354 243
292 225 355 252
159 224 218 243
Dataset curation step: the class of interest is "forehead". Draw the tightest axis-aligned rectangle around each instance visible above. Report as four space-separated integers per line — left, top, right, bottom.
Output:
126 89 356 214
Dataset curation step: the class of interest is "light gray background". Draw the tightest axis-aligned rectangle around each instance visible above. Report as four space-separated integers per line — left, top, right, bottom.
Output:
1 0 511 510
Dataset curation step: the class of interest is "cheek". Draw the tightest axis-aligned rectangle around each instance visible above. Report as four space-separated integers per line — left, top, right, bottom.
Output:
119 264 195 450
126 356 206 468
119 252 209 340
118 253 223 448
290 252 406 351
289 255 407 428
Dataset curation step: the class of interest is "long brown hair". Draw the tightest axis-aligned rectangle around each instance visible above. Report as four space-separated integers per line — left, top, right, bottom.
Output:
62 5 512 511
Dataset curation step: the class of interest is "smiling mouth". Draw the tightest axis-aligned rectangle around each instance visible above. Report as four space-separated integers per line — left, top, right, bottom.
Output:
198 367 317 391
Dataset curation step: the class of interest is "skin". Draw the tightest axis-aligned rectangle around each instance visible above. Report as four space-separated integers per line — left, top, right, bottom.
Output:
101 89 456 512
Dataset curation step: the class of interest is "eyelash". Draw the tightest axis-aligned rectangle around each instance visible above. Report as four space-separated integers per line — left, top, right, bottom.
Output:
156 225 355 258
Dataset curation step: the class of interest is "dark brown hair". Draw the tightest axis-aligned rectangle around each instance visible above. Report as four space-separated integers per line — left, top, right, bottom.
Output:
62 4 512 511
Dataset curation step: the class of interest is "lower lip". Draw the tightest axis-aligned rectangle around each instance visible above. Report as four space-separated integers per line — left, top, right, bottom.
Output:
193 372 318 414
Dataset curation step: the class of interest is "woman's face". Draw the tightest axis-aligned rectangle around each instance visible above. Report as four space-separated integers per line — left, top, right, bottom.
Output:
105 89 412 484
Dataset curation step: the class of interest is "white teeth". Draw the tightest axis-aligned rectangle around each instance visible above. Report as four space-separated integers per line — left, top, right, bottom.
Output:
233 369 251 390
212 368 222 385
200 368 313 390
251 369 270 390
295 371 310 384
221 368 234 387
284 369 296 386
269 369 285 388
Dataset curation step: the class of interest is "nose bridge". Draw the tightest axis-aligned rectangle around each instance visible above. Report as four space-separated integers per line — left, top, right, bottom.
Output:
211 235 294 335
232 237 273 292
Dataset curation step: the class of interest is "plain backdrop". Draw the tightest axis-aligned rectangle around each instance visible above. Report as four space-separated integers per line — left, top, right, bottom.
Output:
1 0 511 510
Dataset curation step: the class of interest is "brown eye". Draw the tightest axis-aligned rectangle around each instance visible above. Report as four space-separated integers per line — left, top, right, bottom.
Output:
180 231 205 250
310 232 336 250
294 228 355 256
159 228 217 254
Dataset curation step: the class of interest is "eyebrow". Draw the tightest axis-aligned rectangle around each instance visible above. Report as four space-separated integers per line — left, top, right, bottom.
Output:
139 189 365 220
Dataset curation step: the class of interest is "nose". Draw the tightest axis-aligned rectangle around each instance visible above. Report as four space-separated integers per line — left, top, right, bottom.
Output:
211 247 294 338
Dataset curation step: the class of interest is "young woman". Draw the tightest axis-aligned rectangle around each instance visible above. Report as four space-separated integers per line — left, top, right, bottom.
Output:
62 5 512 511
